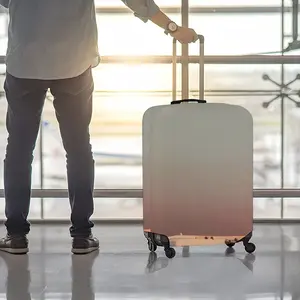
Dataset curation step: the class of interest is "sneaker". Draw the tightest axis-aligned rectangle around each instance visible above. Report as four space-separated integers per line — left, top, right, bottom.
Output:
0 234 28 254
72 235 99 254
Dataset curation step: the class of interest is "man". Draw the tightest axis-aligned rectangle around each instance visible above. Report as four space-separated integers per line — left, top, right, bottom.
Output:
0 0 198 255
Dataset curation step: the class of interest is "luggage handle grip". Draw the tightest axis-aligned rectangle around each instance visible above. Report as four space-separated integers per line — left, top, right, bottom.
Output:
171 99 206 105
172 34 205 102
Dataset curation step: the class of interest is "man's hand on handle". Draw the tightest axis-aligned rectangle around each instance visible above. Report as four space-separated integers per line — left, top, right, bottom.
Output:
149 10 198 44
170 27 198 44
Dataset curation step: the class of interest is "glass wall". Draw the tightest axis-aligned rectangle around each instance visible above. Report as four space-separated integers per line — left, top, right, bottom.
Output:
0 1 298 220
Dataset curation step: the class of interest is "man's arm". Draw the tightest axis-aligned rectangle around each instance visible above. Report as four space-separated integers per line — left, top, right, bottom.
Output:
121 0 198 44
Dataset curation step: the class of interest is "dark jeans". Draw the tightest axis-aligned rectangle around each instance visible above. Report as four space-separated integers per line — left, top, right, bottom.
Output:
3 68 95 237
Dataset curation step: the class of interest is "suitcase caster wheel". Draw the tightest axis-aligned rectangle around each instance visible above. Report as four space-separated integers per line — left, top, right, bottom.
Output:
165 248 176 259
225 241 235 248
148 241 157 252
245 242 256 254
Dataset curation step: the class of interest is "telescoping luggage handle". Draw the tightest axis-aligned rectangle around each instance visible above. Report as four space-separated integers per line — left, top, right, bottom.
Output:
171 34 206 105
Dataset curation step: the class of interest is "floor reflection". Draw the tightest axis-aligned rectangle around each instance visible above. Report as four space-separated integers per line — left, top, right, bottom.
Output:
0 224 299 299
1 252 31 300
0 250 99 300
145 247 256 274
71 251 99 300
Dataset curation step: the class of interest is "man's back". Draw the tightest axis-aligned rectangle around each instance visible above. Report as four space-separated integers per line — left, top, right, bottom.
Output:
5 0 99 79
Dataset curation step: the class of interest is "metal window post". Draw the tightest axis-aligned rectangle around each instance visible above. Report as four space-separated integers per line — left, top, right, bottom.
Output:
181 0 189 99
0 188 298 199
39 121 44 219
280 0 285 219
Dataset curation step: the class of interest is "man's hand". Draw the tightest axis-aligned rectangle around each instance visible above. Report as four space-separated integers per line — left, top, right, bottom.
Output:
149 9 198 44
171 27 198 44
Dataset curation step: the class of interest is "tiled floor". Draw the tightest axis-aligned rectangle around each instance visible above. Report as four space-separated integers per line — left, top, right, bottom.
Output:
0 224 298 299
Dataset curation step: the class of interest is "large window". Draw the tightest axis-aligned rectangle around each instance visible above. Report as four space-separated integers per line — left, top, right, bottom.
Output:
0 2 298 220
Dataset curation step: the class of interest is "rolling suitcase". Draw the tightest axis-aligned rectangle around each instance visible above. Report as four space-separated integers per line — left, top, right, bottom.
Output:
142 34 256 259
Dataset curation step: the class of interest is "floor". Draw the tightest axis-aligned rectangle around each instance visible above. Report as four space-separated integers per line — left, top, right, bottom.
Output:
0 224 299 299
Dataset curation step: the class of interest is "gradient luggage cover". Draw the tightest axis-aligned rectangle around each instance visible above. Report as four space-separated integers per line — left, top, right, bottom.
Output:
142 102 253 247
